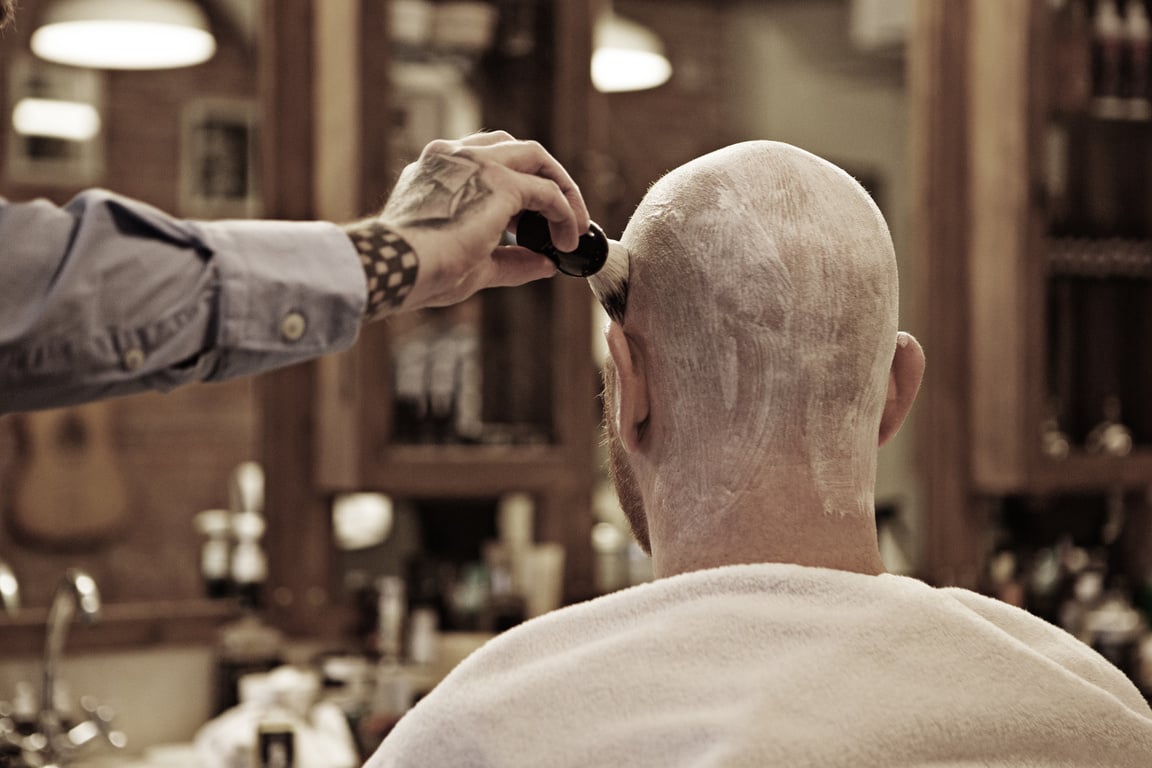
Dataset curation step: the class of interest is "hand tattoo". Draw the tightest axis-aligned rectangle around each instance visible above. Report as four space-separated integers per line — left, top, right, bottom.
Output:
384 152 492 228
344 221 420 320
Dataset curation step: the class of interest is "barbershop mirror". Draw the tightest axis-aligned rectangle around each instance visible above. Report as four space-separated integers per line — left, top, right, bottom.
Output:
0 0 915 651
0 0 264 653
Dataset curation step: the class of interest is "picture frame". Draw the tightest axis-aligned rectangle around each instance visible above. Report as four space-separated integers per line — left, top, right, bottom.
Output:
390 60 481 166
179 97 262 219
4 54 105 187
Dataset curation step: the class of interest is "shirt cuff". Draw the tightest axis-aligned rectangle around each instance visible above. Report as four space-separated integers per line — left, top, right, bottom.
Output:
188 218 368 381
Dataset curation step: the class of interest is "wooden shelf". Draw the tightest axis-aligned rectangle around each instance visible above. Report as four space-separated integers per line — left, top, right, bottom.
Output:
0 599 240 657
915 0 1152 585
1050 107 1152 126
260 1 601 636
1047 238 1152 279
360 443 587 497
988 449 1152 495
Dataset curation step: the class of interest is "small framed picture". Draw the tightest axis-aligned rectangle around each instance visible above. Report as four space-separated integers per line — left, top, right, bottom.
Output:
4 54 105 187
390 61 481 166
179 98 261 219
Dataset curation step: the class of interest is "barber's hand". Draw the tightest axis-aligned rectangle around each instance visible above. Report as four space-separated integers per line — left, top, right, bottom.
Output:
349 131 590 317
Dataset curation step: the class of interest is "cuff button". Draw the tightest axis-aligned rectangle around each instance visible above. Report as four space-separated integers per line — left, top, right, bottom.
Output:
122 348 146 371
280 312 307 342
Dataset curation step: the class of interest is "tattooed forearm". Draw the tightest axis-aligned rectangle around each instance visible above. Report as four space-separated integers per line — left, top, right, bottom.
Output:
383 152 492 228
344 220 420 320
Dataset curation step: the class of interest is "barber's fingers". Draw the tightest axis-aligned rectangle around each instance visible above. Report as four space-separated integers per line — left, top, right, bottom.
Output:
416 132 513 158
484 162 586 252
467 140 590 230
419 134 590 250
486 246 558 288
453 130 517 148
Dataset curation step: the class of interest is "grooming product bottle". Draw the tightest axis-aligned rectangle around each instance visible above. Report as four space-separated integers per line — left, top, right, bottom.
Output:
1051 0 1093 113
194 508 234 599
229 462 267 609
360 577 412 751
257 719 295 768
1124 0 1152 117
1093 0 1126 116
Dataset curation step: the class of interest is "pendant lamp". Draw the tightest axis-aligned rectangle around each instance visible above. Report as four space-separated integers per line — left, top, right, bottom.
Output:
31 0 216 70
591 9 672 93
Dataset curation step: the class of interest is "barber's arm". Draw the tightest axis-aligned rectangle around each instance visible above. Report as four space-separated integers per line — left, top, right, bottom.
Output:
0 132 586 414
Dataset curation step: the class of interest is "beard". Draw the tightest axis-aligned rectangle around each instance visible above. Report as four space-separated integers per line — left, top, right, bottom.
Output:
0 0 14 29
602 359 651 554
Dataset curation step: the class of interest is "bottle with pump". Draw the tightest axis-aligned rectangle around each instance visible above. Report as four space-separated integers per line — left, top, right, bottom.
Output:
194 509 234 599
1094 0 1127 117
359 577 412 751
1124 0 1152 117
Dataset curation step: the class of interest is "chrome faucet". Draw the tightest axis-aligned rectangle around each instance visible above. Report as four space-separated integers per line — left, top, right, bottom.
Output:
42 568 101 723
10 568 126 766
0 559 19 616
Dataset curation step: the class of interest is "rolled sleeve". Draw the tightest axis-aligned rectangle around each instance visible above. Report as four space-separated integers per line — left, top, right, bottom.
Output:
0 190 367 413
189 217 367 380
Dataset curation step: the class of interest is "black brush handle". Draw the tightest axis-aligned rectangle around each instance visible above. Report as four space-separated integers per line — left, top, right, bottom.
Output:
516 210 608 277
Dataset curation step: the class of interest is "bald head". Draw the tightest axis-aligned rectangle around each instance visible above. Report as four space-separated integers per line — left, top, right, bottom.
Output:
609 141 899 551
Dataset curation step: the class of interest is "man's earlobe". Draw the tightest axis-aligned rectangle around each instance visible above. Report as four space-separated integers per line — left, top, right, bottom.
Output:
878 332 925 446
605 323 650 454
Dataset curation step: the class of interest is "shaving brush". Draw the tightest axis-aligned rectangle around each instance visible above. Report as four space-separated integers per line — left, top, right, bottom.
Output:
516 210 630 322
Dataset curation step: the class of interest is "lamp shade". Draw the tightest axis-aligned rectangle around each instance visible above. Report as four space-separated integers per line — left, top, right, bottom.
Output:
592 11 672 93
31 0 216 70
13 97 102 140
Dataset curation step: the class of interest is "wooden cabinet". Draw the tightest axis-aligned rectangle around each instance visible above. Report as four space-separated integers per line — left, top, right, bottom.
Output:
915 0 1152 585
968 0 1152 493
261 0 600 637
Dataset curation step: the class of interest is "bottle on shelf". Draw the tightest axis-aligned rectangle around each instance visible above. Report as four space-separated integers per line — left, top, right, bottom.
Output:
358 577 412 751
231 511 268 610
1084 585 1144 676
1086 395 1134 457
1043 121 1073 235
213 614 285 715
1093 0 1128 117
9 681 38 737
229 462 268 609
256 716 295 768
194 509 234 599
1123 0 1152 118
1051 0 1094 113
1059 561 1106 640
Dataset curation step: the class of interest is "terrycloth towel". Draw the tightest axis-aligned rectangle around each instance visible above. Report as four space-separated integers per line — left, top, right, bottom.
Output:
366 563 1152 767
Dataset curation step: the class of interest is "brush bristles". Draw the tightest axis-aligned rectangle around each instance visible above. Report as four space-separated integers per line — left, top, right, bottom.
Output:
588 240 630 323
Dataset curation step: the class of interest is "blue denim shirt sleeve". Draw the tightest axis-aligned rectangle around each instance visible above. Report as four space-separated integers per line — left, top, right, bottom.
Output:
0 189 366 413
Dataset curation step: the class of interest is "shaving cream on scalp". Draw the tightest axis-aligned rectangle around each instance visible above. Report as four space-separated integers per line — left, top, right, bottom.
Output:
619 142 898 539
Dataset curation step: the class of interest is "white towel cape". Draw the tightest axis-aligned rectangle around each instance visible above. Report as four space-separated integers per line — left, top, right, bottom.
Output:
366 563 1152 767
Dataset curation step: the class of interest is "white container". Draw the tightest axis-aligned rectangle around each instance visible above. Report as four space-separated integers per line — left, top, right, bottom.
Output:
432 1 499 52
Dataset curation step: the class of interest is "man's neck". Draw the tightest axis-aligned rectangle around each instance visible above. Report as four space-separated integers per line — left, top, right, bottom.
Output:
648 493 886 579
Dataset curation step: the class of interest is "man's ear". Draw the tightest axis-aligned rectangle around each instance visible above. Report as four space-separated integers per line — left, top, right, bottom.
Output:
605 323 650 454
879 332 925 446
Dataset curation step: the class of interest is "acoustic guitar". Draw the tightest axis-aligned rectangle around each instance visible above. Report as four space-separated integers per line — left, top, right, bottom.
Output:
7 401 130 550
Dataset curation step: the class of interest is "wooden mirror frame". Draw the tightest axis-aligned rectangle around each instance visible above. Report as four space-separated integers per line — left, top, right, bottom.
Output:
0 0 319 657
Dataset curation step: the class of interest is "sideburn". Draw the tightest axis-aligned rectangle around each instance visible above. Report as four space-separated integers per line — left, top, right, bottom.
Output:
603 359 651 553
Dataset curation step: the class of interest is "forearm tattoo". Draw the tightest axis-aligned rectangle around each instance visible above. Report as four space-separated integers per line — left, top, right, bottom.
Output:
383 152 492 228
344 220 419 320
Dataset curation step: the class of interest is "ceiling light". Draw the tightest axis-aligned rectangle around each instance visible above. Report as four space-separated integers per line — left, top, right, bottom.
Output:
31 0 216 70
592 10 672 93
13 98 102 141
